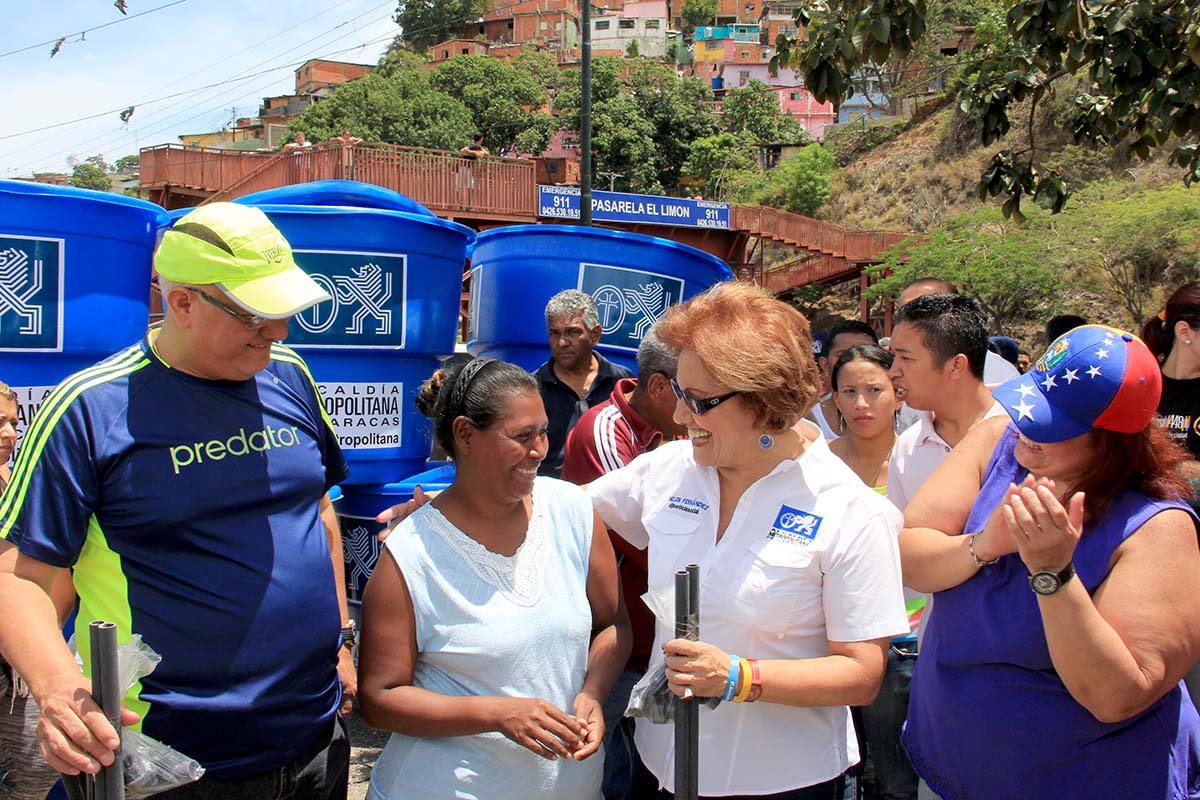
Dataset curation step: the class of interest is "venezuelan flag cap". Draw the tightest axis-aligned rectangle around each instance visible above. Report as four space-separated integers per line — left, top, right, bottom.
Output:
995 324 1161 443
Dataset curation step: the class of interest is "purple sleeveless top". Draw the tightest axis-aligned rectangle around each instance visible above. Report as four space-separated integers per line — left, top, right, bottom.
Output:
903 424 1200 800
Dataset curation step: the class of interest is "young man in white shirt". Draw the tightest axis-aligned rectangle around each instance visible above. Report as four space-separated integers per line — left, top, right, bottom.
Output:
871 292 1005 800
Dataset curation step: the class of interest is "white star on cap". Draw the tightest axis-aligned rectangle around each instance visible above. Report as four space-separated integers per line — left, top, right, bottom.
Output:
1015 384 1037 398
1012 399 1035 421
1040 374 1057 391
1087 365 1102 379
1064 368 1079 384
1095 347 1109 359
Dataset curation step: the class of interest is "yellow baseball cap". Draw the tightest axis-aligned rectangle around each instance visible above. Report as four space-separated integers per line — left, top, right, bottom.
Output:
155 203 330 319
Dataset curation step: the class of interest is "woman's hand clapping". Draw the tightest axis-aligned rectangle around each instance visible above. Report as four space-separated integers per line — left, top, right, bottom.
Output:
1002 476 1085 573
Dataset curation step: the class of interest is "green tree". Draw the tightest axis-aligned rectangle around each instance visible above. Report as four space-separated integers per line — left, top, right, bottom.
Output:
625 63 719 188
722 80 807 142
512 47 560 96
376 44 428 77
681 131 760 196
431 55 547 151
514 114 559 155
69 161 112 192
772 0 1200 219
85 154 112 173
626 39 640 58
853 0 995 117
290 72 474 150
738 144 834 216
868 206 1065 331
394 0 489 53
680 0 718 34
555 55 624 119
1056 183 1200 325
591 94 663 193
114 154 140 173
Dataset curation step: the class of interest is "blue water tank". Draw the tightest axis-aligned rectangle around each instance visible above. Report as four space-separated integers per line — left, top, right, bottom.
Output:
227 182 476 485
467 225 733 373
335 463 456 607
0 180 166 452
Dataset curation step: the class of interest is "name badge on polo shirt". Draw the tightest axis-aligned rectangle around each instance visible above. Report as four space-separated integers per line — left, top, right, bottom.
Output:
667 495 710 516
767 504 823 547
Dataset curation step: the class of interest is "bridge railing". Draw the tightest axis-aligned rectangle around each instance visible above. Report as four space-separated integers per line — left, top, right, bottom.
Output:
139 145 278 192
732 204 908 262
142 141 539 217
350 144 537 216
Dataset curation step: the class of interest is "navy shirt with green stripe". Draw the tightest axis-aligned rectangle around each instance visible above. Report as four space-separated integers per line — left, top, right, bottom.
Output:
0 334 349 778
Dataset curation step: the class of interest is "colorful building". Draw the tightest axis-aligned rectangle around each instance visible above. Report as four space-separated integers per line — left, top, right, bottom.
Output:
592 1 669 57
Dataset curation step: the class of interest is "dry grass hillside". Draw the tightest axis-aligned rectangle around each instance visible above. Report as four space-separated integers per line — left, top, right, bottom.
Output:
785 92 1200 346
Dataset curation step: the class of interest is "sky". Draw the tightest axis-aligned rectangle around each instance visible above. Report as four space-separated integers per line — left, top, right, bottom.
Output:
2 0 400 178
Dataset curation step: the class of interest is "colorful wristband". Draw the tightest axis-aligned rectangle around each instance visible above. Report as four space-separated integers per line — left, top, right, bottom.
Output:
722 654 741 702
734 657 754 702
746 658 763 703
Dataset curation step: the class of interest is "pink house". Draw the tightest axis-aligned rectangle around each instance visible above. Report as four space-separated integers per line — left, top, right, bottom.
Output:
725 63 835 139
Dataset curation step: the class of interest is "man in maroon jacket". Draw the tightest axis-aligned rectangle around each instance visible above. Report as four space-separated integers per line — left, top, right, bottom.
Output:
562 326 682 800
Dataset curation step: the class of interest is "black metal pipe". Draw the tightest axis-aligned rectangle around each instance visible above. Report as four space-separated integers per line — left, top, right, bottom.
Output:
89 621 124 800
579 0 593 225
674 568 700 799
685 563 700 796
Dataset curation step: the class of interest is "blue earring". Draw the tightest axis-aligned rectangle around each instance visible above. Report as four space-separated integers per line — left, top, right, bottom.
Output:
758 434 774 450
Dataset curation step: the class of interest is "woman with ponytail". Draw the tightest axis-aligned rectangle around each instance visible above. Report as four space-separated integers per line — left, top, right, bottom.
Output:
1141 282 1200 509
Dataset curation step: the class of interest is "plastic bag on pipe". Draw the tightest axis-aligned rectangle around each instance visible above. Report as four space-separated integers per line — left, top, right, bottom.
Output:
115 635 206 798
624 581 721 724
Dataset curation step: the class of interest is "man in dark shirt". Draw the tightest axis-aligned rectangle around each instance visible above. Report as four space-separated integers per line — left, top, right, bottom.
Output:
561 327 681 800
536 290 634 478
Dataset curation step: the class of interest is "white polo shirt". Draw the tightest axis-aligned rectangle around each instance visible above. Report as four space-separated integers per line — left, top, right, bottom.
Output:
589 438 908 796
886 403 1008 512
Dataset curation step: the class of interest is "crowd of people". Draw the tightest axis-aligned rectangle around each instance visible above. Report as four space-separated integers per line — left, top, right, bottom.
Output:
0 204 1197 800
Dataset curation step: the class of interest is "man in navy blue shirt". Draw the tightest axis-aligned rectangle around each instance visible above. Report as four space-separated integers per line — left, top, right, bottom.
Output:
0 204 354 799
536 290 634 479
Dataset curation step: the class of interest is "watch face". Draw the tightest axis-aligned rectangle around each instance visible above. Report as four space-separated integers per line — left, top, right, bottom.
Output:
1030 571 1060 595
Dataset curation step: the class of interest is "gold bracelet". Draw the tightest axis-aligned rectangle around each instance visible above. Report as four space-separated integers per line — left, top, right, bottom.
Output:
969 531 1000 568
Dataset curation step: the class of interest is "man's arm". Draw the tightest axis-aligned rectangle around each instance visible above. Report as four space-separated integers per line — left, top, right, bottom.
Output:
0 541 137 775
321 493 356 717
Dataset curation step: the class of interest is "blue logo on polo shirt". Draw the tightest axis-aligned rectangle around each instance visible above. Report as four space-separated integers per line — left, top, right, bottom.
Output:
290 251 406 348
768 505 823 545
578 263 684 354
0 235 64 352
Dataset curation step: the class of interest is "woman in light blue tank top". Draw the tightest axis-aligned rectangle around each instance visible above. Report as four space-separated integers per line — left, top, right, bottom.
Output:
358 359 630 800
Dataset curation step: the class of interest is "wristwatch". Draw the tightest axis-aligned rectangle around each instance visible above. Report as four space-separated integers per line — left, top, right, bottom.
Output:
1028 563 1076 595
340 621 357 650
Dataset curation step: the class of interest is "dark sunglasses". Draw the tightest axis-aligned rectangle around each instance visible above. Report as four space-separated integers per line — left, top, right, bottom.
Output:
670 377 739 416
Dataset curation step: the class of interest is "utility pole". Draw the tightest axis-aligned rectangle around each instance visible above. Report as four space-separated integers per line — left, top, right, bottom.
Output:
596 170 624 191
580 0 593 225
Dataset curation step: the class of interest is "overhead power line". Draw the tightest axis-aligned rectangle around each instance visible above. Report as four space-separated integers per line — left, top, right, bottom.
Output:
0 0 190 60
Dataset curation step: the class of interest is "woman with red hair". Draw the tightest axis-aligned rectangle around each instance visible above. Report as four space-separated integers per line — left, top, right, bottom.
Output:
899 325 1200 799
589 281 909 798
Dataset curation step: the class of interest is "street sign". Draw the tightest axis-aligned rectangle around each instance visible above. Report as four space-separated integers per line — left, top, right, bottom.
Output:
539 186 730 229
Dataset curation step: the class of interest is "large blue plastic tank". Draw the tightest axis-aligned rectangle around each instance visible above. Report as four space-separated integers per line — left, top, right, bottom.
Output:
467 225 733 373
0 180 166 454
228 182 475 485
335 463 456 609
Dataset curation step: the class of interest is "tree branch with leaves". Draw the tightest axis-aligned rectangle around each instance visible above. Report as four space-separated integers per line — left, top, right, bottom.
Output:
772 0 1200 220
